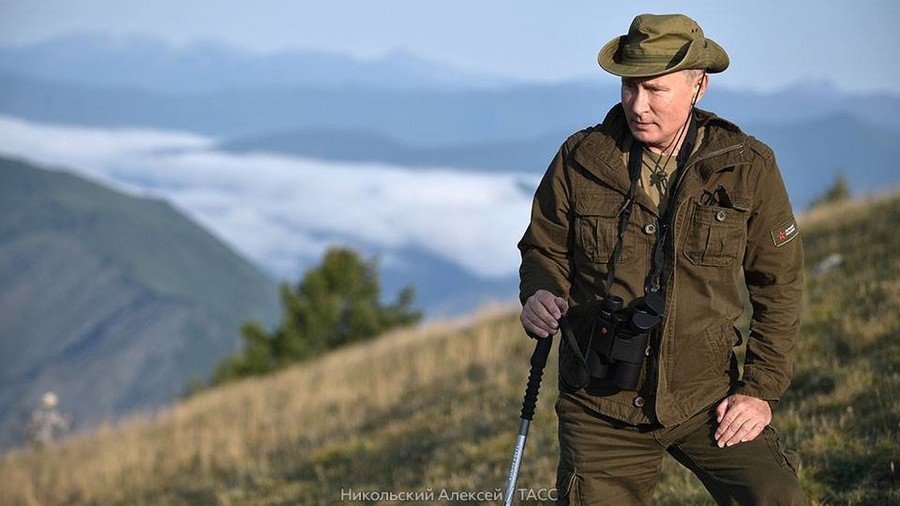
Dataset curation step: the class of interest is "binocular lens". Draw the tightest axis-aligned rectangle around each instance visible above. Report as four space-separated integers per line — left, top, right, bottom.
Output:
631 312 659 332
600 295 624 313
643 292 665 316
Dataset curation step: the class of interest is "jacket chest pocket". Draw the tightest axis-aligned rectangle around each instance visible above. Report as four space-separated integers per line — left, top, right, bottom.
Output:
682 201 748 266
574 195 634 264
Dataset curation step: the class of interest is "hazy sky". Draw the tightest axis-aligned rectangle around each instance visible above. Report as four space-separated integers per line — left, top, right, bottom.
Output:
1 0 899 94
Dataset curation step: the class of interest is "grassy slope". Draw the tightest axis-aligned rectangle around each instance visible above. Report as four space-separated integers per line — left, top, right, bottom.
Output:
1 193 897 505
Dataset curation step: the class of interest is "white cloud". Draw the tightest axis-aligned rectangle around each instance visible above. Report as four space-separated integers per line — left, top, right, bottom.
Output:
0 115 537 279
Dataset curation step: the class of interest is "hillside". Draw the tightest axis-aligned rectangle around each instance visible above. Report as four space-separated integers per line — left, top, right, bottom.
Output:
0 157 280 451
1 192 897 505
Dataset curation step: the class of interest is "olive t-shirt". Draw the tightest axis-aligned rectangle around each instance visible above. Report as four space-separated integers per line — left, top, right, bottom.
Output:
623 127 705 215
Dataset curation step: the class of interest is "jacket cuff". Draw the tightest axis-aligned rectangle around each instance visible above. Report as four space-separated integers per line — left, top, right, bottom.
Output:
732 381 781 409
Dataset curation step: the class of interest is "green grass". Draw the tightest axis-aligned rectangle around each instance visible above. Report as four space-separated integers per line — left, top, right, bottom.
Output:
775 194 900 505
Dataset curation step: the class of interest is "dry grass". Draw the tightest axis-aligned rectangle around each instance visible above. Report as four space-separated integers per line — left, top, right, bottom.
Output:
1 304 552 505
1 193 898 505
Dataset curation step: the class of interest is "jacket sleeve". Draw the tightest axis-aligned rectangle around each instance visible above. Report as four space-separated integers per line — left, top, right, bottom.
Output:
735 149 804 403
517 141 574 305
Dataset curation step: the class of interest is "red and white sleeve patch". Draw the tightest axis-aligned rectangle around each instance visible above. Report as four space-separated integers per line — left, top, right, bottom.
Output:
771 218 799 247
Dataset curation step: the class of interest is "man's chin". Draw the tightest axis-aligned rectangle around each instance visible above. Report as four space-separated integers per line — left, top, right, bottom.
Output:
629 130 658 145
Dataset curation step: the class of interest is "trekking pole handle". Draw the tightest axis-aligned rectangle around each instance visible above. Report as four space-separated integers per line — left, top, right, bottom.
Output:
520 335 552 421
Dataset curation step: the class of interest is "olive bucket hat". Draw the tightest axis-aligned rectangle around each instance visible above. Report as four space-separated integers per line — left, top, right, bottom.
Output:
598 13 729 77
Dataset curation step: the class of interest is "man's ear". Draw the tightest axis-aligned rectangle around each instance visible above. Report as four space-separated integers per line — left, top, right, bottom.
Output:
694 73 709 104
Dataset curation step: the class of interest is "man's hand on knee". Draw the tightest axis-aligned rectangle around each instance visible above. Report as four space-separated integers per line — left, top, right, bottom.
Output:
714 394 772 448
520 289 568 338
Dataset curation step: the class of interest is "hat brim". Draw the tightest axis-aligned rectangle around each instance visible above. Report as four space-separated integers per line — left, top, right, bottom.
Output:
597 35 729 77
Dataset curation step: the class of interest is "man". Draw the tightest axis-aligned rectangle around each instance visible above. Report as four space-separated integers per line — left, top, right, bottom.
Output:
518 13 806 505
26 391 72 448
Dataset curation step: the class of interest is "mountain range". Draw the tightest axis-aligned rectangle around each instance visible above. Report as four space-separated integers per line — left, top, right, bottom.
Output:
0 37 897 210
0 33 510 93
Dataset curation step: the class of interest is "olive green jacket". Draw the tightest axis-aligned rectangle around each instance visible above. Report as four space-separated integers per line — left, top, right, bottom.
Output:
518 105 803 426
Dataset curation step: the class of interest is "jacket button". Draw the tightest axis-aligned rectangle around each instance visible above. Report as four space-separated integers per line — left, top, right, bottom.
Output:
643 223 657 235
633 396 645 408
715 210 727 222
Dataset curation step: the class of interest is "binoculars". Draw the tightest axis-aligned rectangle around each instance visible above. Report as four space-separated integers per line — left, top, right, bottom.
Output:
586 292 665 391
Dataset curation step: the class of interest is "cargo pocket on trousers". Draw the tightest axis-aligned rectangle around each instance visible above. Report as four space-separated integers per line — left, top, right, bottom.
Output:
556 466 582 506
763 426 800 476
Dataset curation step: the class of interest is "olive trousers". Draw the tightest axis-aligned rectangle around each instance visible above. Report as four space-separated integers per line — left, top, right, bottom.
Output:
555 394 807 505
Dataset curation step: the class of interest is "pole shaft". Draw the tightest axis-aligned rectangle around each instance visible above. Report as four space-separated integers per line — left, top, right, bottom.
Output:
503 429 528 506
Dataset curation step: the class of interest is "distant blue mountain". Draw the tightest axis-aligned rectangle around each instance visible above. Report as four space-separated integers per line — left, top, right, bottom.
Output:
0 33 510 93
2 33 898 134
2 68 899 150
744 113 900 209
219 126 564 173
0 72 601 144
702 83 900 133
376 246 518 318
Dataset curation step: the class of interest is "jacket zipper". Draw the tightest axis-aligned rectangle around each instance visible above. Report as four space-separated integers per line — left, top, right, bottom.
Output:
687 143 744 168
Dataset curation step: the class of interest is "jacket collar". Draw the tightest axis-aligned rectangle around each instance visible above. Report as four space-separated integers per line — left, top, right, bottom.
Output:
569 105 655 211
676 111 749 208
570 105 749 212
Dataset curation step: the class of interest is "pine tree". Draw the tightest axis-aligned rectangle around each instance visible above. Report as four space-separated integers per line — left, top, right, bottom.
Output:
212 247 421 384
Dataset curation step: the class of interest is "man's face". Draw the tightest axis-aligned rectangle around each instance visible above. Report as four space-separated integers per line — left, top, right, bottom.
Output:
621 70 705 154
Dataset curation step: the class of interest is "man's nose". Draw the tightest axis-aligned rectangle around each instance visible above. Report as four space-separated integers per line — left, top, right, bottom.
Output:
628 88 649 114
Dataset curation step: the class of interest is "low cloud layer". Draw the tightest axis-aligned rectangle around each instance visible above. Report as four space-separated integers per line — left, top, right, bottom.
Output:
0 116 537 280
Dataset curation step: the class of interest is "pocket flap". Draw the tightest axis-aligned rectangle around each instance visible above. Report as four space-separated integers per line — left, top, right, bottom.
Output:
574 195 623 217
732 193 752 212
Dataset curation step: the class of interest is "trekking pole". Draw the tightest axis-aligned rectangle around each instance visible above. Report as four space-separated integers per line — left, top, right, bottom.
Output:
503 329 554 506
